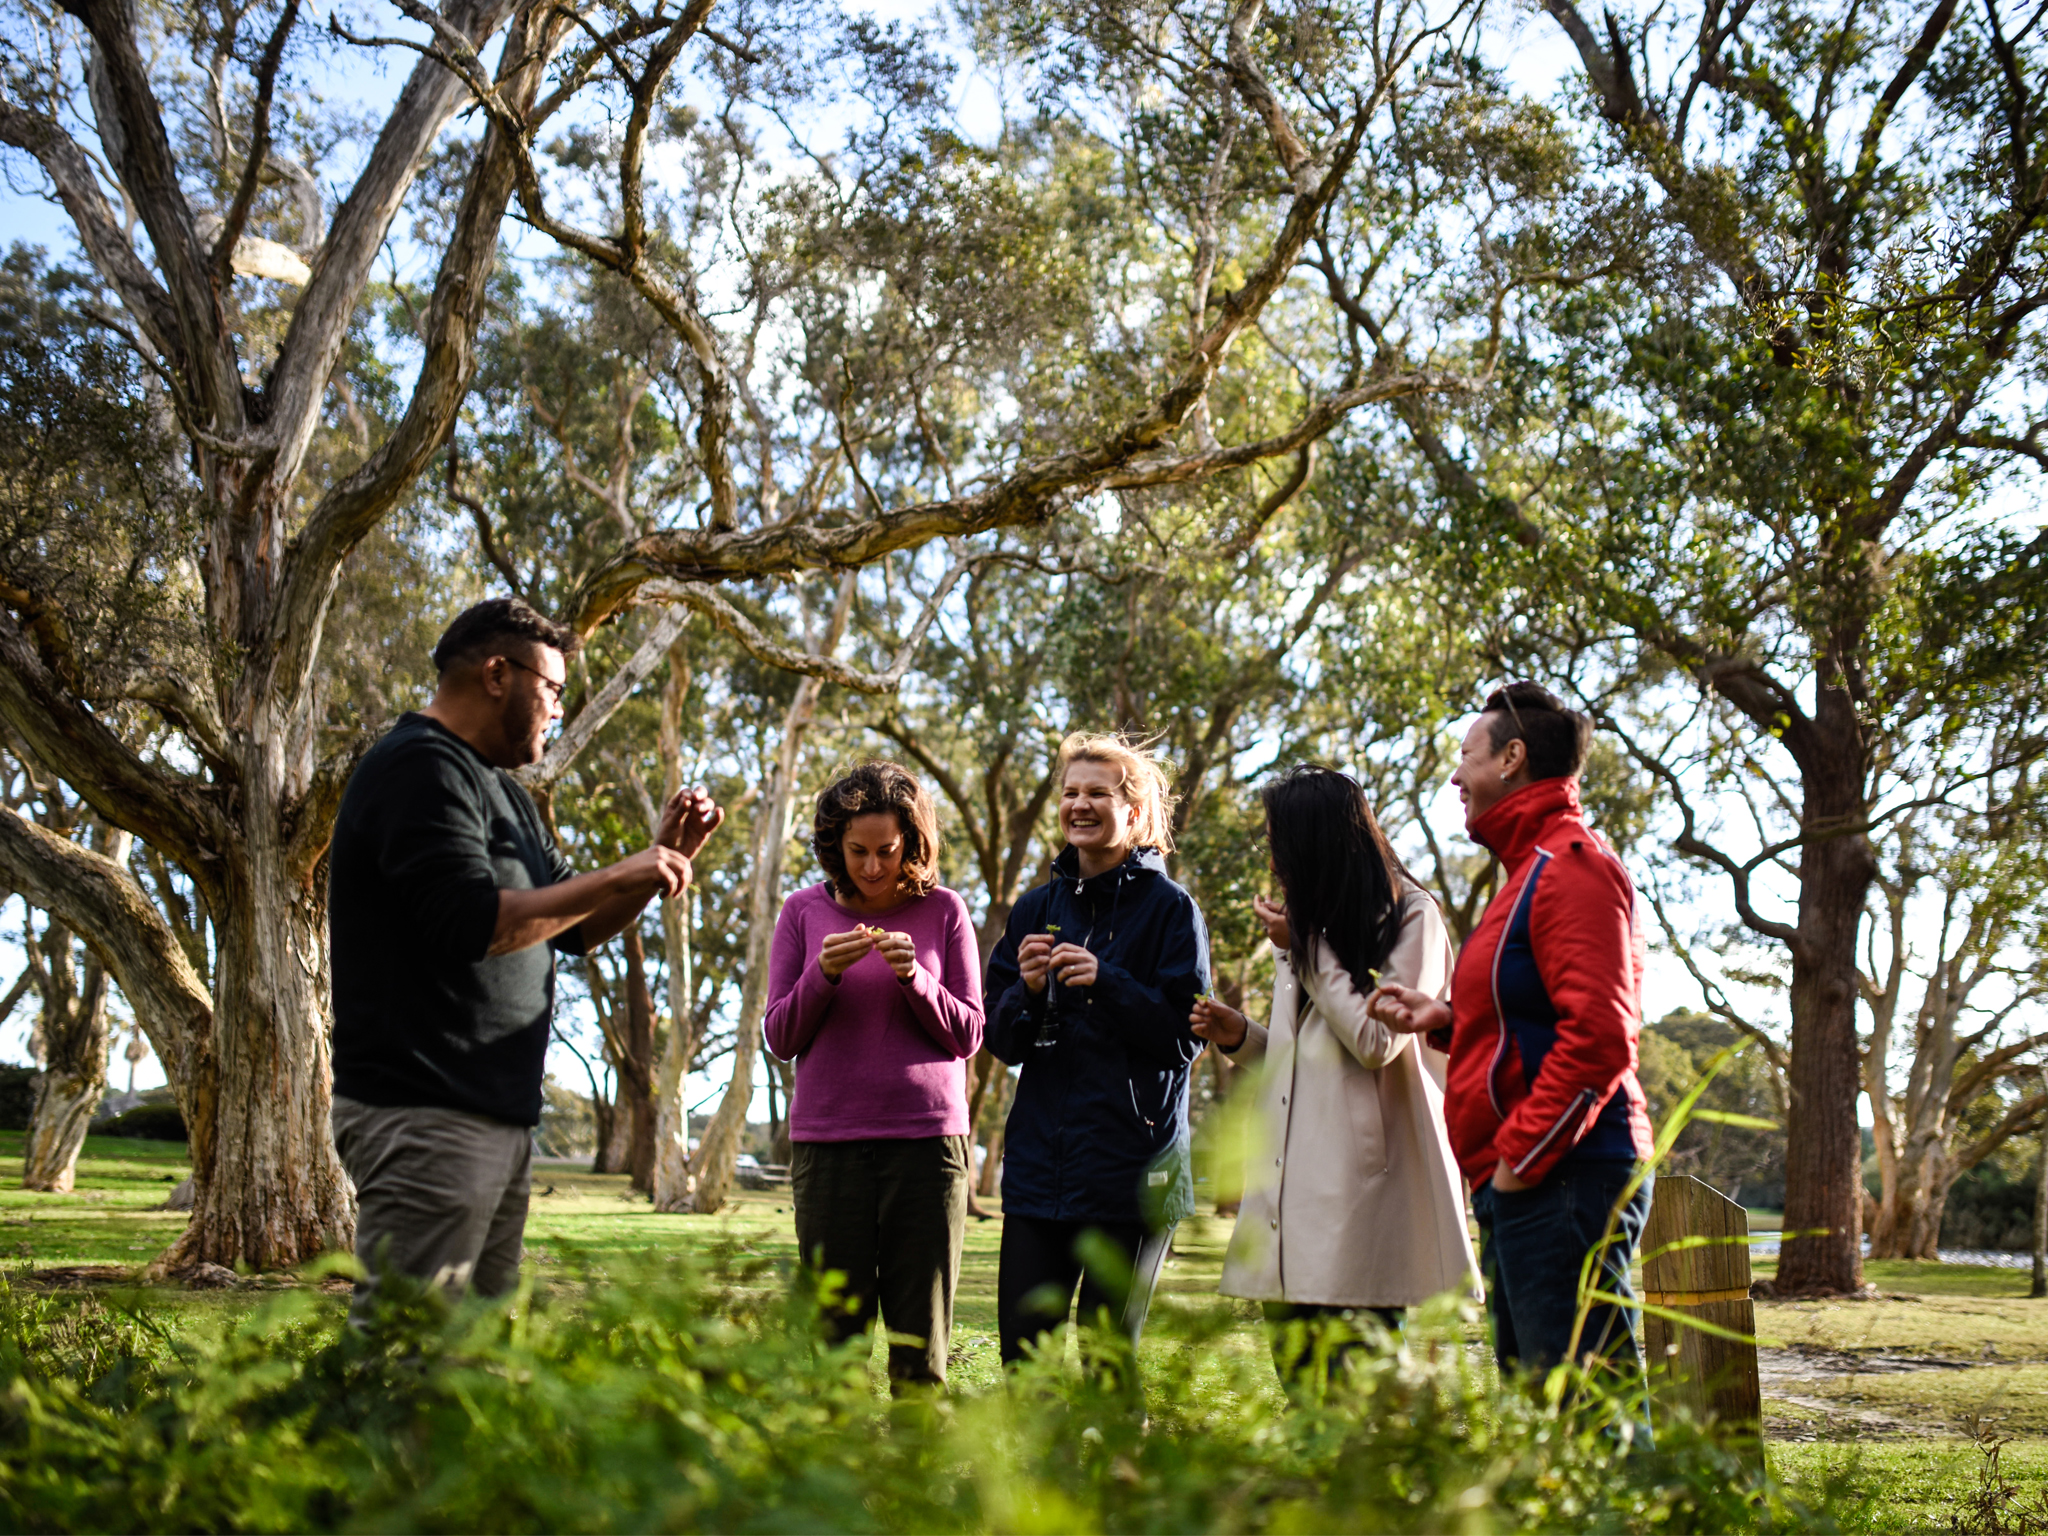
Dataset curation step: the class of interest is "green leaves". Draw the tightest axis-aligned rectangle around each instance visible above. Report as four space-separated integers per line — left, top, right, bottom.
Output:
0 1255 1822 1533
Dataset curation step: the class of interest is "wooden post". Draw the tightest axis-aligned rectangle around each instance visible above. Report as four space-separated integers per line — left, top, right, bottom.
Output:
1642 1175 1762 1445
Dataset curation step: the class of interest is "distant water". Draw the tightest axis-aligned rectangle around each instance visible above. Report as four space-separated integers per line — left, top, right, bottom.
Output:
1747 1234 2036 1269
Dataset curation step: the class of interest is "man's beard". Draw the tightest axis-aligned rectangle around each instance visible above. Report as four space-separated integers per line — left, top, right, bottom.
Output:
509 700 549 765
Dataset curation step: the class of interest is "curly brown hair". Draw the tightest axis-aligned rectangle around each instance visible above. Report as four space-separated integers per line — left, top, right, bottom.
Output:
811 761 942 901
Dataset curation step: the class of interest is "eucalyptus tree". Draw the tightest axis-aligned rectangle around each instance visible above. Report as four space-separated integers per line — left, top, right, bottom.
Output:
1388 0 2048 1292
1861 766 2048 1258
0 749 128 1192
0 0 1521 1267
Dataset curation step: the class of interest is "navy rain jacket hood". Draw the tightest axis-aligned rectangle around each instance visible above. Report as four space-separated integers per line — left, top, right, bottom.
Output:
985 844 1211 1228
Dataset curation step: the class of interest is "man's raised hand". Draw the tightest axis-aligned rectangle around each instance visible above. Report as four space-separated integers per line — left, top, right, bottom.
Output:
658 784 725 859
614 846 693 904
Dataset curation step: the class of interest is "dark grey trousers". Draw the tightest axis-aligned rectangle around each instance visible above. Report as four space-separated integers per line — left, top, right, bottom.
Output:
332 1095 532 1323
790 1135 971 1385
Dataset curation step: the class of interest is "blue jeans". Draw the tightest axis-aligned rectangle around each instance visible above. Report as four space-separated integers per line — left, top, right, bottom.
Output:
1471 1162 1651 1386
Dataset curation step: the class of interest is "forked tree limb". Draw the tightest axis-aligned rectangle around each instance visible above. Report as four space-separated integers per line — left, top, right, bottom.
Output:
0 809 213 1124
271 0 557 708
522 606 694 790
643 554 973 697
0 101 182 366
0 609 226 878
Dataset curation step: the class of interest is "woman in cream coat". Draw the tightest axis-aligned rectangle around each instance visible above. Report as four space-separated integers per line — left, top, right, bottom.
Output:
1192 766 1479 1388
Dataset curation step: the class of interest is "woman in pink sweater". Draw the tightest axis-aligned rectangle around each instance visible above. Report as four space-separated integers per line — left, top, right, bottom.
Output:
763 761 983 1388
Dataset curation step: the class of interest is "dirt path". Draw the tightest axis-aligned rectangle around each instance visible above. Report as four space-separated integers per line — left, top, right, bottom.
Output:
1762 1346 2005 1440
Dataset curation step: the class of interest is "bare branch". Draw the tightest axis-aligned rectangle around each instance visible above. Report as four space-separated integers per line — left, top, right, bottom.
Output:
646 556 973 697
214 0 300 285
0 808 213 1121
0 102 181 365
523 606 694 790
0 606 224 875
1603 713 1804 952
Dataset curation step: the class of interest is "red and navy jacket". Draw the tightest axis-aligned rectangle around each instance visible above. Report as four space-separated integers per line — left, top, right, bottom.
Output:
1433 776 1655 1187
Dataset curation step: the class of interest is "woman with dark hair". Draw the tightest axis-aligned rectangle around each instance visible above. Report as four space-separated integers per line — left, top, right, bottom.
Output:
764 761 983 1389
1191 766 1477 1390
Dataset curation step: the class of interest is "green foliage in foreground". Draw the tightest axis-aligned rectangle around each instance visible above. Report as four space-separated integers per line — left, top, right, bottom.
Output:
0 1247 1825 1535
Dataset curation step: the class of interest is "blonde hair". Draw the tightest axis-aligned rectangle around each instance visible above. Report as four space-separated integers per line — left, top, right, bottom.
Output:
1056 731 1180 855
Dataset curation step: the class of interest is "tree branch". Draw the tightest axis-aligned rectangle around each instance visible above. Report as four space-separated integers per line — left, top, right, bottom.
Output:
271 0 551 714
644 555 973 697
0 607 223 874
0 809 213 1125
213 0 300 286
1603 713 1804 952
522 606 694 790
567 96 1374 632
0 101 181 367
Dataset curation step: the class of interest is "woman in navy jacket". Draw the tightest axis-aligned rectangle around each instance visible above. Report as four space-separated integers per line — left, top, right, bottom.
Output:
985 732 1211 1366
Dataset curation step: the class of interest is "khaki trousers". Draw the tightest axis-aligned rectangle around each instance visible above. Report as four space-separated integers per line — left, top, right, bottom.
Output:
332 1095 532 1324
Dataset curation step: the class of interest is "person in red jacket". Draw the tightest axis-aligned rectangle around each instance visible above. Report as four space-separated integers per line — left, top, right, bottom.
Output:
1368 682 1654 1393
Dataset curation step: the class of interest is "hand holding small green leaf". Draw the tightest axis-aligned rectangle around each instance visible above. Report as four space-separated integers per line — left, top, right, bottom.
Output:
820 927 877 979
1189 997 1249 1050
1366 983 1450 1035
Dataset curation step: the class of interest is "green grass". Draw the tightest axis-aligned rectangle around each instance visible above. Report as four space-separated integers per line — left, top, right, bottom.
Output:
9 1133 2048 1529
0 1131 190 1269
1773 1440 2048 1533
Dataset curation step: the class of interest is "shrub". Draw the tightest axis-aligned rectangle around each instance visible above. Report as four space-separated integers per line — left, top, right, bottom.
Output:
0 1248 1828 1534
0 1066 35 1132
1943 1159 2038 1251
96 1103 187 1142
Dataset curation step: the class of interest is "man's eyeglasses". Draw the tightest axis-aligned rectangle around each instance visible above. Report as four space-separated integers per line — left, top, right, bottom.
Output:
501 655 567 706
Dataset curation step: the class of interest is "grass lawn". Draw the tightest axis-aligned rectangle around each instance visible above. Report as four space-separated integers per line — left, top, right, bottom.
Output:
8 1134 2048 1526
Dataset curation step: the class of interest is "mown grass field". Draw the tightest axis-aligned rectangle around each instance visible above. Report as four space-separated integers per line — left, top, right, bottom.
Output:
4 1128 2046 1531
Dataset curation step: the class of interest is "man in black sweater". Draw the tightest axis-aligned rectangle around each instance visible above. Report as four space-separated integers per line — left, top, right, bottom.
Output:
328 598 721 1314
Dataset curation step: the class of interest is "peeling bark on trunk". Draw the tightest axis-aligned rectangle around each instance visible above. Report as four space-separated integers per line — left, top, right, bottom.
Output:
1774 694 1875 1295
21 921 113 1193
23 1068 104 1194
162 835 352 1272
622 923 656 1193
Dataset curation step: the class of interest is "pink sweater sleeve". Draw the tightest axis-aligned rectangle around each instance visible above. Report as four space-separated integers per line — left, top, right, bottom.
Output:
899 894 984 1059
763 896 837 1060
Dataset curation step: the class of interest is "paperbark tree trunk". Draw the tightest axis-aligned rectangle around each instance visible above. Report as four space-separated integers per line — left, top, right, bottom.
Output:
2033 1116 2047 1299
622 923 657 1193
1773 692 1876 1295
768 1058 793 1167
21 935 110 1194
162 809 353 1271
691 578 853 1214
20 823 127 1193
651 882 698 1210
689 684 823 1214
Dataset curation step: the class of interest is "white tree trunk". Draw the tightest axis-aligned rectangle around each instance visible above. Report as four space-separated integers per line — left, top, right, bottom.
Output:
22 828 127 1192
22 1067 105 1194
650 645 699 1211
687 686 821 1214
689 576 853 1215
650 885 696 1211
